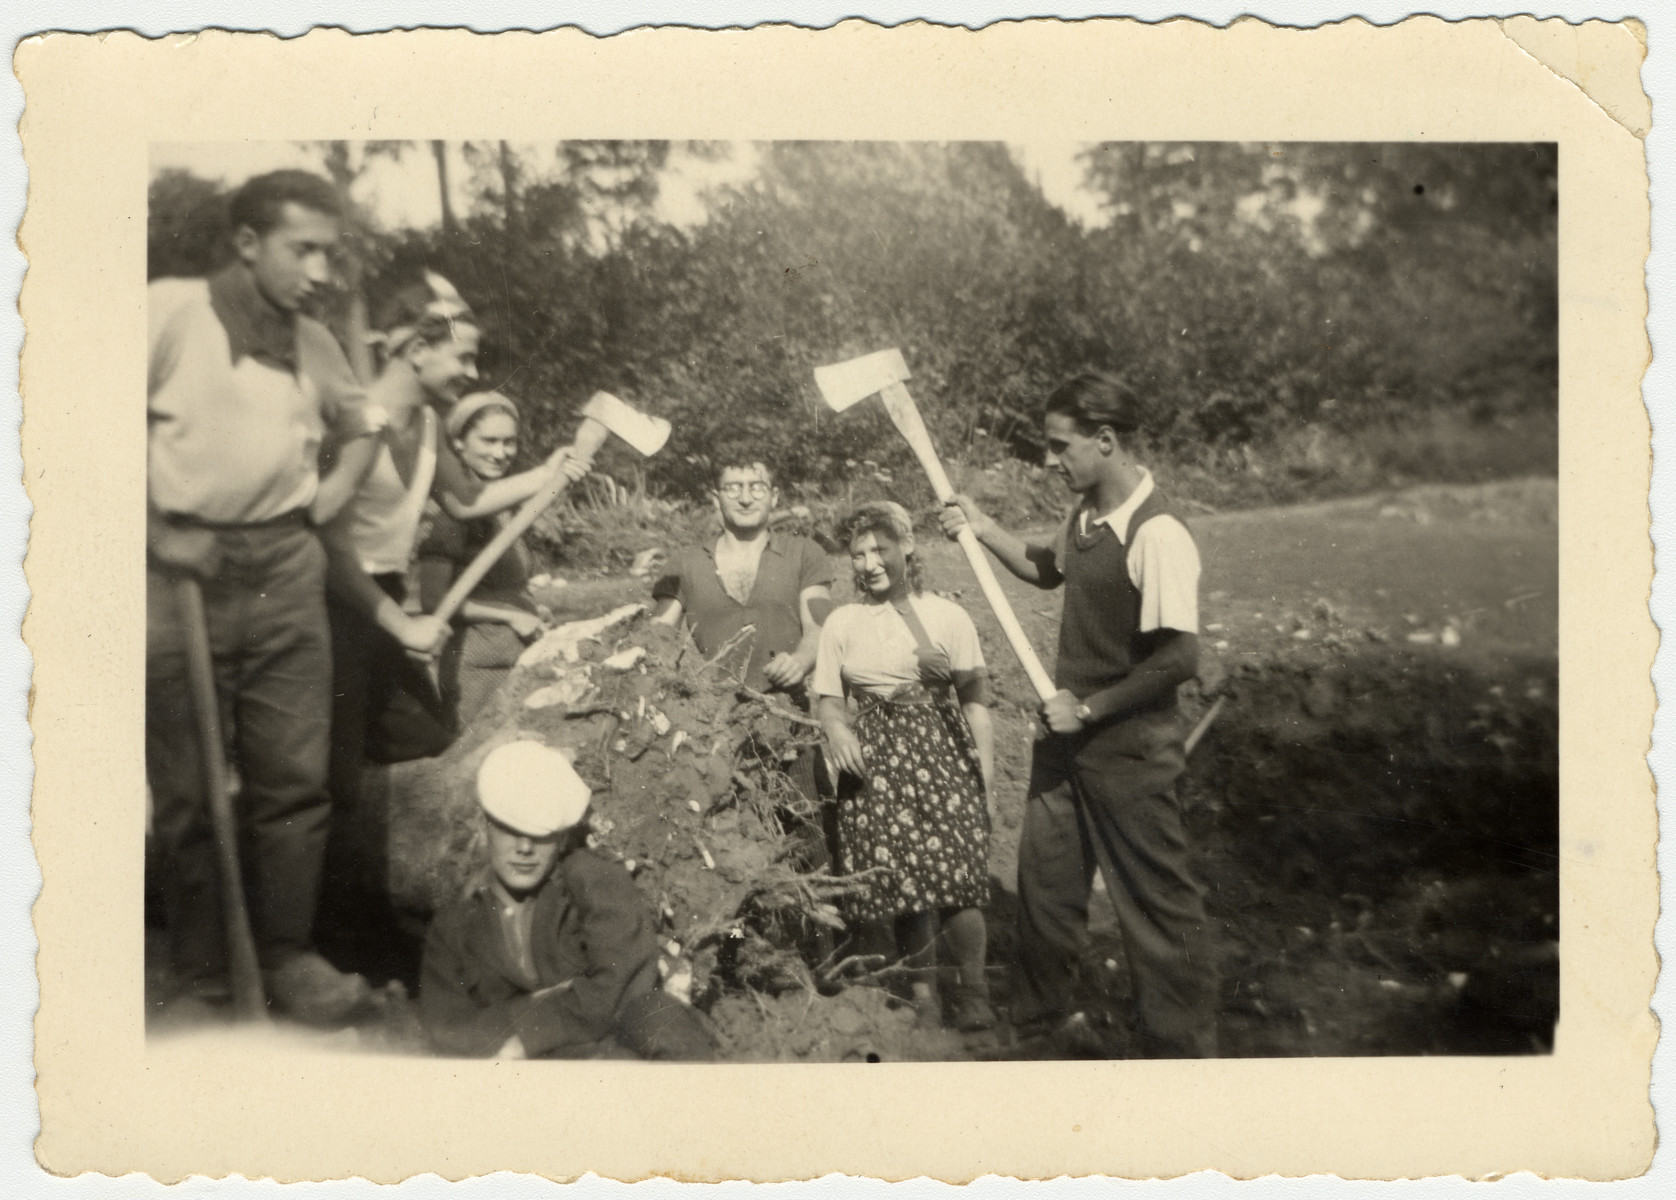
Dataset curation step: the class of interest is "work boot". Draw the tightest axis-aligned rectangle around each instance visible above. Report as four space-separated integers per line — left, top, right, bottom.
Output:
151 977 234 1032
952 987 997 1033
264 950 373 1027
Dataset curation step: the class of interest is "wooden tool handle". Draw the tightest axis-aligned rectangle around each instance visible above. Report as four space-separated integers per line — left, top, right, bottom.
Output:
952 527 1058 702
878 382 1058 703
430 418 609 628
174 576 267 1021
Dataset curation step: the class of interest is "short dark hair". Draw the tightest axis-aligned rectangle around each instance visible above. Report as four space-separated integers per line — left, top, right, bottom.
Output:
228 170 342 237
711 449 776 489
1043 371 1143 438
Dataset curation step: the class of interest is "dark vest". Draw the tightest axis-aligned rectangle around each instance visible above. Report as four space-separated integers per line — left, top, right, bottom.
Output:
1055 486 1186 712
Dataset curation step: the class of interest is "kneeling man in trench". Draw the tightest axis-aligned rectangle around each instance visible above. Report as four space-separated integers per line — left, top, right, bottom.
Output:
419 741 716 1060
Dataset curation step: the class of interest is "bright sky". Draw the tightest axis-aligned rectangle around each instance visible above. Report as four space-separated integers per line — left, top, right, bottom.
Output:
150 140 1109 233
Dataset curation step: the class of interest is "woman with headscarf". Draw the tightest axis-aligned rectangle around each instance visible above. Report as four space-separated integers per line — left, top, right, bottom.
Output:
417 391 552 730
812 501 997 1032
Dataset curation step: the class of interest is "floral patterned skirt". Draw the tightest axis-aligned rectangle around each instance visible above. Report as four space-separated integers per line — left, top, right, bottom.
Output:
837 693 991 924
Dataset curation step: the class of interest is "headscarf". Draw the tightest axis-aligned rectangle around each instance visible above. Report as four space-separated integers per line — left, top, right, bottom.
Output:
368 271 476 356
447 391 520 441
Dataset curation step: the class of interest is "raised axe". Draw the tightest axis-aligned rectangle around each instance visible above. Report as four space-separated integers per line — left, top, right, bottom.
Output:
814 348 1057 702
430 391 671 628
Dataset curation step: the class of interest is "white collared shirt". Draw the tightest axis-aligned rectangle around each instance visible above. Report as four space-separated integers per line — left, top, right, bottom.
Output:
1062 469 1201 635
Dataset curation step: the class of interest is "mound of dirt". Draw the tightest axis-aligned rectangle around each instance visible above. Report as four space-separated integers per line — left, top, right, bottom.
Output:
372 605 928 1053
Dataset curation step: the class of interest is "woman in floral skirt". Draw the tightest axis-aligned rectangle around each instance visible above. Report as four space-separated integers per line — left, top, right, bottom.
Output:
813 501 997 1031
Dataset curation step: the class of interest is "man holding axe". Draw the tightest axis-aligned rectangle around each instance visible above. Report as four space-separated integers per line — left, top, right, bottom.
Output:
939 371 1219 1059
814 352 1216 1057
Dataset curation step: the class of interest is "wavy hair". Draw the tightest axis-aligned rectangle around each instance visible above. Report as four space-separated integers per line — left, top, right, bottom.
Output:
228 169 342 237
837 501 926 596
1043 370 1144 438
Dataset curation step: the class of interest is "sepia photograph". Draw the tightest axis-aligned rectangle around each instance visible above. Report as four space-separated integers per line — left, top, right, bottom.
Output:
22 17 1652 1182
142 135 1559 1065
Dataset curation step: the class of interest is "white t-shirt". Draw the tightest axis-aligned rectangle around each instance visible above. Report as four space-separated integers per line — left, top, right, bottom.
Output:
343 406 438 575
812 594 987 699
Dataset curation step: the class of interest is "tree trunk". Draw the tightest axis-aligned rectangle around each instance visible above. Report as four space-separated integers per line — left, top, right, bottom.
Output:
499 140 519 235
433 140 457 234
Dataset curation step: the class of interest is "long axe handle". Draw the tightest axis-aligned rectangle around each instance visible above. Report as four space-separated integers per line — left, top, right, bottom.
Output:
876 381 1058 703
173 576 268 1021
429 418 612 629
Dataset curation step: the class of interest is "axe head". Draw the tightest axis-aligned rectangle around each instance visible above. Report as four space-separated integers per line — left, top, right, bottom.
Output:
580 390 671 457
814 348 911 413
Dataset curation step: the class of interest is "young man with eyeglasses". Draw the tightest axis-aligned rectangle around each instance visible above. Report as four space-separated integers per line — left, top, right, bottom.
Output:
652 455 838 900
653 455 833 694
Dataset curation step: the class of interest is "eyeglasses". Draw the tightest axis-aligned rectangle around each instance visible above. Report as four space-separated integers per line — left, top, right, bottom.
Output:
717 481 772 498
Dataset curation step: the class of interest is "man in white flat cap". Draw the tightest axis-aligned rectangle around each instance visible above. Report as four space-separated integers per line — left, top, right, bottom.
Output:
419 740 715 1060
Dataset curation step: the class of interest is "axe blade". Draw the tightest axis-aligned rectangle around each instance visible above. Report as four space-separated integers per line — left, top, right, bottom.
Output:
813 348 912 413
581 390 672 457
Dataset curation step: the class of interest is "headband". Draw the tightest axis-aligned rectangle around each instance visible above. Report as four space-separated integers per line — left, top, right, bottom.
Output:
447 391 520 440
368 271 476 355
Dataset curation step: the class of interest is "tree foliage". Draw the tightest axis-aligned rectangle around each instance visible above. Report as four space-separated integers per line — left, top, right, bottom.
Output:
148 140 1557 503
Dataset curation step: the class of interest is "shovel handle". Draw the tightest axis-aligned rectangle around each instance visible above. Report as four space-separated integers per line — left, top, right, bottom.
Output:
174 576 267 1021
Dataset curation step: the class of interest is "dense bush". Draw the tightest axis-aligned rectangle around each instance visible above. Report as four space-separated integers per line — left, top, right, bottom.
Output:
149 140 1557 508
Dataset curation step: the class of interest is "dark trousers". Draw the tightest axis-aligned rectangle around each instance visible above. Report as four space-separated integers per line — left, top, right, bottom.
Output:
1017 721 1219 1057
612 990 719 1061
328 576 452 769
146 520 333 981
318 581 452 979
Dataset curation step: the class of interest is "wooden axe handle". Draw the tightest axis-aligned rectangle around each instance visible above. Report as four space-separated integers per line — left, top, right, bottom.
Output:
878 382 1059 703
174 576 267 1021
430 419 610 629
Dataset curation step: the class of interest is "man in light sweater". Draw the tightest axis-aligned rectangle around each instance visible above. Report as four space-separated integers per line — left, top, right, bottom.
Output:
147 169 442 1023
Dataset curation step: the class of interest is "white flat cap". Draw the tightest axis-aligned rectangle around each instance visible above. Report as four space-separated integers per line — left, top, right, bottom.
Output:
476 741 591 838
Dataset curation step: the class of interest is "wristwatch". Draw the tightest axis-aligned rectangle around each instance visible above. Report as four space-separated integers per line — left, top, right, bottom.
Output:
1074 703 1094 724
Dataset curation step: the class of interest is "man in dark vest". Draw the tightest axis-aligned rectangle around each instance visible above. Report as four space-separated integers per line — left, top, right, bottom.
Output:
939 371 1218 1057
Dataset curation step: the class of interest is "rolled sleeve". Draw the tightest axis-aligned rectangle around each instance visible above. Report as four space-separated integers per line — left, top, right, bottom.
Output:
1127 515 1201 634
796 538 835 590
938 600 991 707
651 550 693 605
942 603 987 673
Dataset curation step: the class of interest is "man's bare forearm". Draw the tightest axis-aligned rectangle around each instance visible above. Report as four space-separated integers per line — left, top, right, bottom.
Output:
320 520 407 632
1079 633 1199 726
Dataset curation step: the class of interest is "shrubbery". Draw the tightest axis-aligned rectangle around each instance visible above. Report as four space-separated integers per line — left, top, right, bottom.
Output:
149 140 1557 514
